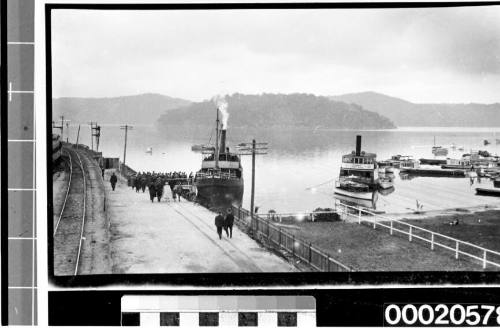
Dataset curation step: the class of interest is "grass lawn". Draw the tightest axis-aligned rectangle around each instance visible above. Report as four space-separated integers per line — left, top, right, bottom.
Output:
399 210 500 253
280 220 482 271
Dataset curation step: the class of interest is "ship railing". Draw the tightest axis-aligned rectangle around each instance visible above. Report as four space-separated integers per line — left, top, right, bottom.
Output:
196 172 238 179
231 205 354 272
335 202 500 270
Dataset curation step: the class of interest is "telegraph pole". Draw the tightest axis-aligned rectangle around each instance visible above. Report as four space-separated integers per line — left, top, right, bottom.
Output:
237 139 268 217
91 124 101 151
52 116 70 141
60 115 65 142
120 124 133 173
76 124 81 148
88 121 97 150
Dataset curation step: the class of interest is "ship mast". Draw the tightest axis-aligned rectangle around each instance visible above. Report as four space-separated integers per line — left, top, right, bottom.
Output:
215 107 220 169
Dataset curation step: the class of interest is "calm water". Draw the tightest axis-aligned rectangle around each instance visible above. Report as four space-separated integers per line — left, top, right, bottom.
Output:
66 125 500 214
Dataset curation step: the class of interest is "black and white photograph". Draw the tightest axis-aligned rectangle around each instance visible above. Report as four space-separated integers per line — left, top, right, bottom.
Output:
49 4 500 276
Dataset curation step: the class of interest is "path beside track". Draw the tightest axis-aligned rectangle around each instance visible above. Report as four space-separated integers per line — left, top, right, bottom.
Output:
105 171 297 273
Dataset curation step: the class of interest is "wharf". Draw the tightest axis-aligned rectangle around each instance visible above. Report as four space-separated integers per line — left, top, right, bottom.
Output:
105 170 296 273
476 188 500 197
419 158 447 165
400 167 466 177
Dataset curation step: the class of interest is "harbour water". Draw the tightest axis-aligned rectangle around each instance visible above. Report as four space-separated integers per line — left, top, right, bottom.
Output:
68 125 500 214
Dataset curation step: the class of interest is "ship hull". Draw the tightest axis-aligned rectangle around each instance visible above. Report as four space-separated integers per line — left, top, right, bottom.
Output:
195 178 244 209
333 189 378 209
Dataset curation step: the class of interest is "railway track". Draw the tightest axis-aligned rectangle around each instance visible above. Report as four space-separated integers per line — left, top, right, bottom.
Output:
53 147 87 276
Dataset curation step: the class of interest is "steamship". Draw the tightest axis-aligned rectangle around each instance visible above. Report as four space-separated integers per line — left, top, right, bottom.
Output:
194 108 244 208
334 135 379 204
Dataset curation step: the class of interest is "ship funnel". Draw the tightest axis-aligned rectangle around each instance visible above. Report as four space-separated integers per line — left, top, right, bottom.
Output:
355 135 362 156
220 129 227 154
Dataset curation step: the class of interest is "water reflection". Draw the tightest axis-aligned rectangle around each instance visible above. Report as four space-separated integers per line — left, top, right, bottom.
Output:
67 124 500 214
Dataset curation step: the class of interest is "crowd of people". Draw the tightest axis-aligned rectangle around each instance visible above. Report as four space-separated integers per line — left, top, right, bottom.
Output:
126 171 196 202
109 170 239 241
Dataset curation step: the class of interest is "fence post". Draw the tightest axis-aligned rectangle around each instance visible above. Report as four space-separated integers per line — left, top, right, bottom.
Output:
267 219 270 241
358 208 361 224
483 251 487 269
455 241 459 259
373 214 376 229
431 233 434 250
278 228 282 247
390 220 393 235
292 235 295 257
409 226 412 241
308 243 312 264
327 257 331 272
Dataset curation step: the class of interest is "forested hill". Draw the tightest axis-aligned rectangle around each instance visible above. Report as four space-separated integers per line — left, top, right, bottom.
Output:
330 91 500 127
53 93 191 125
157 93 396 130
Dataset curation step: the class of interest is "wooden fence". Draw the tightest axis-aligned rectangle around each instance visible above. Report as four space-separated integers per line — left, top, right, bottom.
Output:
325 203 500 270
231 206 353 272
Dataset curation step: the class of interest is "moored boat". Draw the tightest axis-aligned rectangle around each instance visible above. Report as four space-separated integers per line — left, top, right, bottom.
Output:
378 176 394 189
432 136 449 156
432 146 449 156
194 107 244 208
441 158 473 170
334 135 379 206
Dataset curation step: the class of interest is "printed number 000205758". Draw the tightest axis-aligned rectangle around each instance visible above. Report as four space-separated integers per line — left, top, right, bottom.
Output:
384 304 500 326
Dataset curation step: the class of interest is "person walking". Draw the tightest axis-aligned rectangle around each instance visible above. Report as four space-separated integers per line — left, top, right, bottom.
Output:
110 172 118 191
215 211 225 240
224 208 235 238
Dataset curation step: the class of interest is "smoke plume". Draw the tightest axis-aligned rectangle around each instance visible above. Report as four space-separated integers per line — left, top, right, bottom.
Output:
214 95 229 129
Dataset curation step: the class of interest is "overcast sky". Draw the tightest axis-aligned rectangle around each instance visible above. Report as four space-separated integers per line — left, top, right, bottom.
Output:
52 6 500 103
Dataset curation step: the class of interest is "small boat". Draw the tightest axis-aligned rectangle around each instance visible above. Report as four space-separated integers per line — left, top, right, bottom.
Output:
398 156 420 169
484 139 491 146
432 136 449 156
334 178 376 202
385 167 395 174
432 146 449 156
378 176 394 189
191 144 214 152
378 186 395 196
334 191 377 209
145 147 153 155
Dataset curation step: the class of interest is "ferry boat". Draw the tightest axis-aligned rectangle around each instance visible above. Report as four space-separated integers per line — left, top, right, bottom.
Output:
194 108 243 208
334 135 378 202
441 158 473 170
